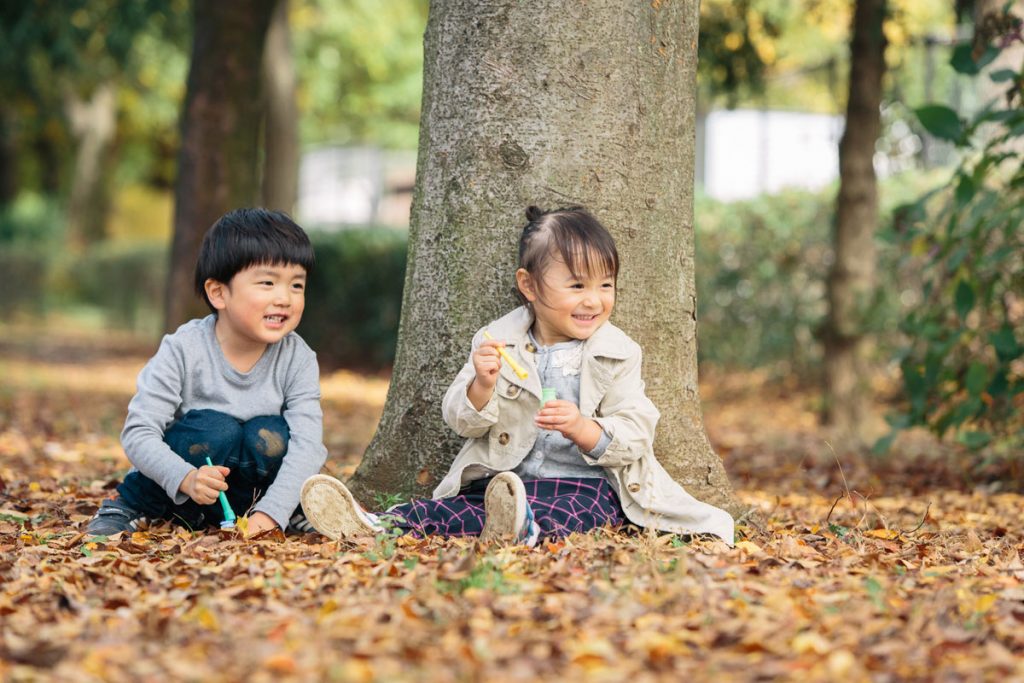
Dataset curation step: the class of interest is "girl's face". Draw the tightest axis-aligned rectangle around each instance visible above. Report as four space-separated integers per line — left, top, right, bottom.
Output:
516 254 615 346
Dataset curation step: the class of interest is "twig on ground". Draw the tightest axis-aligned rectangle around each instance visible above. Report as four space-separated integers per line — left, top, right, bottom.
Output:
900 502 932 536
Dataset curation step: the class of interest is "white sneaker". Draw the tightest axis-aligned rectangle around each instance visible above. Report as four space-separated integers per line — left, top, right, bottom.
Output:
481 472 539 546
300 475 382 541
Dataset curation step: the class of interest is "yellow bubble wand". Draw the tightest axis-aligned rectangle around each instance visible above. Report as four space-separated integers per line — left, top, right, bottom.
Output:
482 330 528 379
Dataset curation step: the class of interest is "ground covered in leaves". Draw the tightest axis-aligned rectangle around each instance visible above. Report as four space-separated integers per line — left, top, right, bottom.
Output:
2 323 1023 681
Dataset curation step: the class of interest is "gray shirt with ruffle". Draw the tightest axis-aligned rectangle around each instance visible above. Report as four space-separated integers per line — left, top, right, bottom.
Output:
513 333 612 481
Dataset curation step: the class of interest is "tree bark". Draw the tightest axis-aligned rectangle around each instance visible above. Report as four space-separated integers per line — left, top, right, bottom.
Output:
64 82 117 247
261 0 299 213
0 105 18 204
822 0 887 443
348 0 740 516
165 0 277 330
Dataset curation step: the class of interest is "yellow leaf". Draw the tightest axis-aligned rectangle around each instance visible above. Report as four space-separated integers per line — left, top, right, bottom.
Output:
28 482 41 492
735 540 765 555
792 631 831 655
827 650 856 677
924 565 959 576
186 604 220 631
319 599 339 619
974 593 997 614
236 515 249 536
864 529 899 540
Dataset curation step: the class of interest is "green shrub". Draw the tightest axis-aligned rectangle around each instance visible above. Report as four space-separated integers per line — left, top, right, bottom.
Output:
0 193 66 246
299 228 407 370
0 245 50 314
695 190 833 378
878 31 1024 454
694 174 938 380
67 241 168 333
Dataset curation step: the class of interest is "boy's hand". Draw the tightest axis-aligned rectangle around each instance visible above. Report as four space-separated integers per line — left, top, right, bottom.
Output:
536 400 602 452
179 464 230 505
244 511 278 537
467 339 505 410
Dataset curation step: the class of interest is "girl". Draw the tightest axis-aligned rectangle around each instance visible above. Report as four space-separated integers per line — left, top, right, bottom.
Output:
301 206 734 545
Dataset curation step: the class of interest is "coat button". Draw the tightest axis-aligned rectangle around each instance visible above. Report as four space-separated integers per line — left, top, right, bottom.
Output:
525 342 537 353
627 483 641 493
506 385 518 397
498 432 510 445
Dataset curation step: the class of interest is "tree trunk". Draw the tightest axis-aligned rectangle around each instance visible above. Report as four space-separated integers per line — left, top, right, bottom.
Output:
261 0 299 213
33 127 62 195
165 0 277 331
65 82 117 247
0 105 18 205
822 0 887 444
348 0 740 516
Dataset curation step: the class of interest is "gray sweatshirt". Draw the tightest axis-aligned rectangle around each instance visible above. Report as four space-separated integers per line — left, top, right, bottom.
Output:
120 315 327 529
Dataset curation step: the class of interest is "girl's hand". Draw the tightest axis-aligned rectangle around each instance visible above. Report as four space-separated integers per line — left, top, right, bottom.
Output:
179 464 230 505
467 339 505 411
536 399 586 439
471 339 505 391
536 400 604 453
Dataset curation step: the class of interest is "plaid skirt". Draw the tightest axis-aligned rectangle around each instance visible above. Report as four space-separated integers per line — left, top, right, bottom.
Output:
386 476 625 540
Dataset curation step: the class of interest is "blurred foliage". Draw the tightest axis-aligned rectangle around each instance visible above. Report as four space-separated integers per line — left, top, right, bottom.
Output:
0 246 49 315
0 0 190 193
1 217 408 368
880 15 1024 454
299 228 407 370
106 184 174 243
0 193 66 246
292 0 428 149
698 0 959 113
694 172 941 380
66 241 168 331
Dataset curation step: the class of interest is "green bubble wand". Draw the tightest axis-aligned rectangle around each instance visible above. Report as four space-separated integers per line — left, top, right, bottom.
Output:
205 457 237 529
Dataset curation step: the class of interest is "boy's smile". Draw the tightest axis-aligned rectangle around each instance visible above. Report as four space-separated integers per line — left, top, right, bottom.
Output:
206 263 307 369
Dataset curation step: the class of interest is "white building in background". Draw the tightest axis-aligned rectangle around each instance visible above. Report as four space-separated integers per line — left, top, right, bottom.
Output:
297 146 415 229
696 109 845 201
300 109 856 225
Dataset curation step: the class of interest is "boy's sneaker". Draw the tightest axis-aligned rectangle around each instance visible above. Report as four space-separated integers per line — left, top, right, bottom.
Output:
286 510 317 534
481 472 539 547
87 498 146 536
300 474 383 541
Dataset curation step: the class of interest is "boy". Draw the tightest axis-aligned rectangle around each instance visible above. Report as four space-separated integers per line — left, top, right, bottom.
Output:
87 208 327 536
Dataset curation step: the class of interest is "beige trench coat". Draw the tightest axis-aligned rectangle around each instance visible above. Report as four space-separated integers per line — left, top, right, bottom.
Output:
435 306 734 543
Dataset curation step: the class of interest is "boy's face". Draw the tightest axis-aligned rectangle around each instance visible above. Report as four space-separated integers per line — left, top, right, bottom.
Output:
205 263 307 351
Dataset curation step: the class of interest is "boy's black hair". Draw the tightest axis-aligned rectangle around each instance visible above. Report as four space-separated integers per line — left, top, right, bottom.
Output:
194 207 315 312
515 205 619 306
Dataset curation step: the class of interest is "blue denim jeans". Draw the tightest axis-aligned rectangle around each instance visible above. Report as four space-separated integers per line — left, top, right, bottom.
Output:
117 409 289 528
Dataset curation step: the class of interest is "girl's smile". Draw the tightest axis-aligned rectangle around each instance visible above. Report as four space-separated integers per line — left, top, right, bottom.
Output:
516 255 615 346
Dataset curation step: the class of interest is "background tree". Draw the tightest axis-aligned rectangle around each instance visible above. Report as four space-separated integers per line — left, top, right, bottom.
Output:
822 0 888 443
291 0 428 149
0 1 187 243
347 0 739 516
165 0 277 330
261 0 299 213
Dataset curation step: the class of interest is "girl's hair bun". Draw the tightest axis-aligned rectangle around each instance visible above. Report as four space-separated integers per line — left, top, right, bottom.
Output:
525 205 545 222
